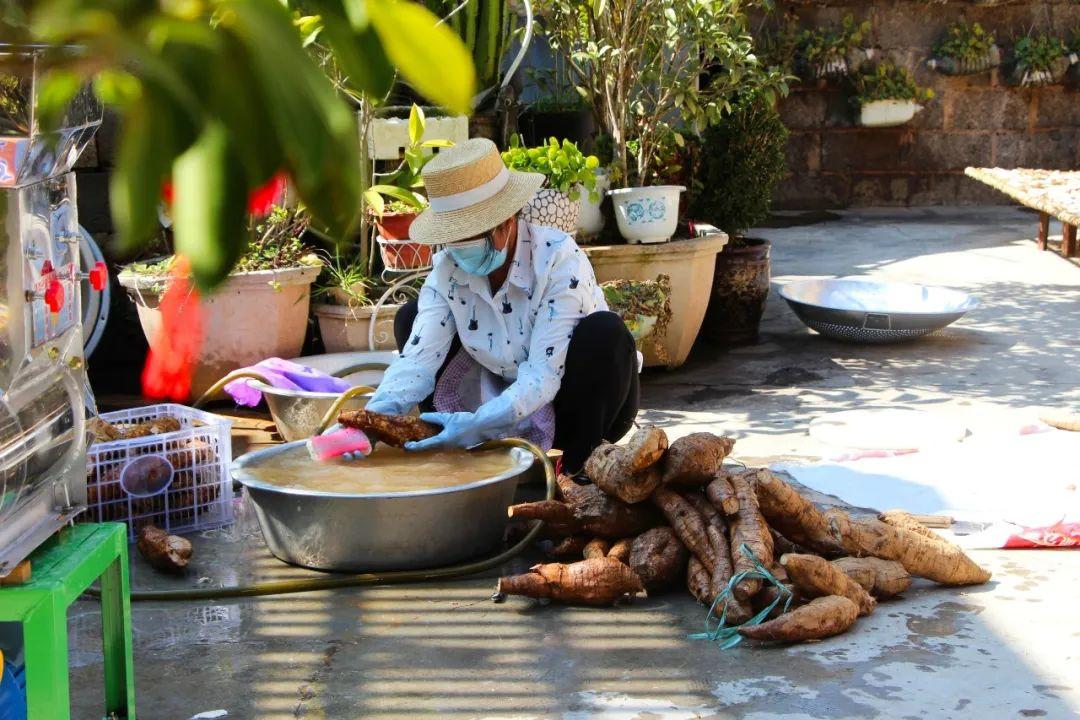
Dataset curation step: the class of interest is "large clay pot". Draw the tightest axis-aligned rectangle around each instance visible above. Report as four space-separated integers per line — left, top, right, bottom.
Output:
584 233 728 368
700 237 771 346
314 303 402 353
521 188 579 235
119 265 320 398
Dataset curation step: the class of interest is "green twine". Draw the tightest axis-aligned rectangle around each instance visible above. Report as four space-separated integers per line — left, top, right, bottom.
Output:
688 543 794 649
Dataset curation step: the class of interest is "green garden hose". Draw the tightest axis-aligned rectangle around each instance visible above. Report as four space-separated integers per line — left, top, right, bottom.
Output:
88 437 554 602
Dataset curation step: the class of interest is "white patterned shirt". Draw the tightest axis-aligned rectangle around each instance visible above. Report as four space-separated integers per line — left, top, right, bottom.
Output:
369 220 607 423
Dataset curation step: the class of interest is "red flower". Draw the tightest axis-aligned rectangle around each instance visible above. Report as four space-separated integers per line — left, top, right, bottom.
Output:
141 256 204 402
160 172 286 216
247 172 287 215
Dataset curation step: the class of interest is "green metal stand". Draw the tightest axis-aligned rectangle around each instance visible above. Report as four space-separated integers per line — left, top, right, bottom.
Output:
0 523 135 720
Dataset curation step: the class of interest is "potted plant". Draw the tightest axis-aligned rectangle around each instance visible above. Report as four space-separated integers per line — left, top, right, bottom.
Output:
501 135 601 236
853 61 934 127
1069 30 1080 86
538 0 789 245
928 20 1001 76
1009 33 1071 87
363 104 455 271
796 15 872 81
312 255 403 353
688 93 788 346
118 205 323 396
519 65 597 147
601 275 673 363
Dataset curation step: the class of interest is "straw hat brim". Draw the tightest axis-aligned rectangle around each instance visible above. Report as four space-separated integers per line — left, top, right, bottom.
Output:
408 171 545 245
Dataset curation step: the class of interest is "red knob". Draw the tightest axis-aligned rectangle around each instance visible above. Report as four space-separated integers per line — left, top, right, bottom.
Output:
41 260 54 276
44 279 65 314
89 261 108 291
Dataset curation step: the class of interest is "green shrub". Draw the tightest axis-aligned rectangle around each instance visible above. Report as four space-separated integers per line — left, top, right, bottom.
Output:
687 94 789 238
934 21 995 62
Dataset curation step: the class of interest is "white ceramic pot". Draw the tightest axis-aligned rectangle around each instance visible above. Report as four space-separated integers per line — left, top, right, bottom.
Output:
609 185 685 244
521 188 580 235
119 264 321 398
584 233 728 368
859 100 923 128
314 303 402 353
576 171 610 240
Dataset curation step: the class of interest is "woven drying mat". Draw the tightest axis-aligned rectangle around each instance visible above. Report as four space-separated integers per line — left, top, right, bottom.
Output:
965 167 1080 227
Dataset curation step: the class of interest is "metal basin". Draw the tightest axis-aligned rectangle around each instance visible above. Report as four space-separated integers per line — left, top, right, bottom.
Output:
255 351 395 441
779 278 980 343
232 442 532 572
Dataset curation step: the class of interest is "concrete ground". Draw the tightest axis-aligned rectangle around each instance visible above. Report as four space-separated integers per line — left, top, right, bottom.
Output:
68 207 1079 719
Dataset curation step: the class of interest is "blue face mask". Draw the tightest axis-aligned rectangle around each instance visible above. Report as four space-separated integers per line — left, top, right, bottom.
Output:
448 235 507 276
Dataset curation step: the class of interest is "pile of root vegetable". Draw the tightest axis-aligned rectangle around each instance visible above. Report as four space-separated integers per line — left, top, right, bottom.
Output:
496 427 992 645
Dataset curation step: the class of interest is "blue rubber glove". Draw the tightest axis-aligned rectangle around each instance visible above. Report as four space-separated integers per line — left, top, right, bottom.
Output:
405 398 517 452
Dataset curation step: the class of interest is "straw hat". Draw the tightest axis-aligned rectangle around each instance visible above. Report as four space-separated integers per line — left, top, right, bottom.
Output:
408 138 544 245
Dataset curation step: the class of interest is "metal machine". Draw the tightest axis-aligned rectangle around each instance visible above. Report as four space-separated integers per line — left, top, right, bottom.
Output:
0 45 106 575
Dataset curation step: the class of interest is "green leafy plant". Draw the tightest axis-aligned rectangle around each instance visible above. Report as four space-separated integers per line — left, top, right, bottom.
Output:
525 63 590 113
1014 33 1066 72
537 0 789 186
127 205 321 280
25 0 476 291
363 104 455 216
687 92 789 239
315 251 376 306
1068 28 1080 55
501 136 600 202
853 61 935 105
934 20 995 62
797 15 871 76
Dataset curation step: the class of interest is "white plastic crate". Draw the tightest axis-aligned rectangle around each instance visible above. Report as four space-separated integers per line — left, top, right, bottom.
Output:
84 404 234 540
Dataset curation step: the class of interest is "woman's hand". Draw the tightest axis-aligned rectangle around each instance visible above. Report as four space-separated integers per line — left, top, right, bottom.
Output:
405 412 491 451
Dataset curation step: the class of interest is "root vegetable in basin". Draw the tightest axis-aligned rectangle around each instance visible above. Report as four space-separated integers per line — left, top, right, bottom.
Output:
337 409 440 448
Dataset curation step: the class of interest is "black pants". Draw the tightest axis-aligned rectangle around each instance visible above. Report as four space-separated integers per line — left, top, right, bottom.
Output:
395 302 639 471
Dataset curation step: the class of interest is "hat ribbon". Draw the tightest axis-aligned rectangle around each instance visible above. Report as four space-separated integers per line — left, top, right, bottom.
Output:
428 166 511 213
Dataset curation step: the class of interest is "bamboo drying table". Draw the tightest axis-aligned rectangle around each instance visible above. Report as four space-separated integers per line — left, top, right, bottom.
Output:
965 167 1080 257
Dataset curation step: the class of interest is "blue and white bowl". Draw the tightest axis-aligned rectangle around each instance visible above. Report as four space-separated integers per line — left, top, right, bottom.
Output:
609 185 685 244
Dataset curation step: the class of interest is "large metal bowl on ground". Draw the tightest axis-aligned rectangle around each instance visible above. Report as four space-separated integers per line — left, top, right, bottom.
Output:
232 442 533 572
252 351 395 441
779 278 980 343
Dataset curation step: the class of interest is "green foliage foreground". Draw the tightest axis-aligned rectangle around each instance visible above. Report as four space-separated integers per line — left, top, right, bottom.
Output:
21 0 476 290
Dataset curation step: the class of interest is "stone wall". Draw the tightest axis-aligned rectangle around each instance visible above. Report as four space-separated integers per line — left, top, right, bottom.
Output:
772 0 1080 209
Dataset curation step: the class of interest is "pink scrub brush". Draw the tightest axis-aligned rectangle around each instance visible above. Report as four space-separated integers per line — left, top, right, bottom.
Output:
307 427 373 462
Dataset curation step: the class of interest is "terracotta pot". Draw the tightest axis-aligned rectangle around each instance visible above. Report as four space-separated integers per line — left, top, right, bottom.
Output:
373 210 420 241
119 265 321 398
699 237 771 346
521 188 580 235
584 233 728 368
377 235 433 270
314 303 402 353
